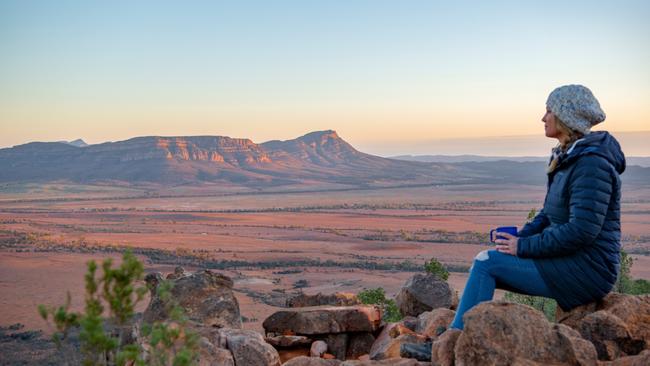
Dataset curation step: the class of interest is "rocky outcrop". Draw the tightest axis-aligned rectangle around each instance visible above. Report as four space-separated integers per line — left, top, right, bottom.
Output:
287 292 361 307
263 306 381 335
454 301 598 365
143 268 242 329
557 293 650 361
396 273 457 317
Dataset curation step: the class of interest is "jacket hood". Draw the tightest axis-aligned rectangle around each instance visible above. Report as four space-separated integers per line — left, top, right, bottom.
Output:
565 131 626 174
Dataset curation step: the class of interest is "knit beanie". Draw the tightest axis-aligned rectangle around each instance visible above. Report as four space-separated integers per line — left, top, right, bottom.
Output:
546 84 606 135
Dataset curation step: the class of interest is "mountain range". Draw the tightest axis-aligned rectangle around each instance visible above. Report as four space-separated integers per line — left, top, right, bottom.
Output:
1 130 648 188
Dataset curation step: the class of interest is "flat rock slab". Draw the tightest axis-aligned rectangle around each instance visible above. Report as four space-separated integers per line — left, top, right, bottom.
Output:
263 305 381 335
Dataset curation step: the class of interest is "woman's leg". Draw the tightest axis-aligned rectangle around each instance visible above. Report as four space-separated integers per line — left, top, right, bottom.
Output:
450 249 553 330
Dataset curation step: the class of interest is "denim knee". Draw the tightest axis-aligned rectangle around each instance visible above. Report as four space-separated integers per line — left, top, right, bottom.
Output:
468 249 493 272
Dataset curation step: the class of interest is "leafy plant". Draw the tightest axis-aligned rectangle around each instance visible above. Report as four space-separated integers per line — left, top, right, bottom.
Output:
424 257 449 281
358 287 402 322
615 249 650 295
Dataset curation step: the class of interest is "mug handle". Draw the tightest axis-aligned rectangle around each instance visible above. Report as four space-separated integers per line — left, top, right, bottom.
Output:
490 229 496 243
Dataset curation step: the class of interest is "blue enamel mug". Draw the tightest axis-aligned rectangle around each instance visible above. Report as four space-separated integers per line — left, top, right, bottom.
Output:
490 226 518 243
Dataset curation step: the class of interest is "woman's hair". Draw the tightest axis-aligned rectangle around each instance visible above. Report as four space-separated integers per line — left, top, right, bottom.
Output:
555 117 584 151
547 117 585 173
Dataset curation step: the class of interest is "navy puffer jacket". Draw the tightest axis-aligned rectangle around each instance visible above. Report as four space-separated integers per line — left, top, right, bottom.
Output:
516 131 626 311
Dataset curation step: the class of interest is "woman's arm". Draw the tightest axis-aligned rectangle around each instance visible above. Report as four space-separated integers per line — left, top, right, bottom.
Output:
517 209 550 237
517 155 615 258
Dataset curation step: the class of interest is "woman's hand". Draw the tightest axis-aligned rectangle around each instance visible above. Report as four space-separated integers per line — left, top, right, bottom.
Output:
494 232 518 256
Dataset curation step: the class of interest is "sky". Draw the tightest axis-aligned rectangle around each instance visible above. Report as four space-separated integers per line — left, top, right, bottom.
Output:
1 0 649 156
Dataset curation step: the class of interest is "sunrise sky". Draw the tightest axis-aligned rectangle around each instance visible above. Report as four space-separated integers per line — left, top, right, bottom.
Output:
1 0 649 155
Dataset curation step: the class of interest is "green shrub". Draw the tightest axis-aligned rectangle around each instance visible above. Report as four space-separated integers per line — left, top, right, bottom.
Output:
358 288 402 322
615 249 650 295
424 257 449 281
503 292 557 322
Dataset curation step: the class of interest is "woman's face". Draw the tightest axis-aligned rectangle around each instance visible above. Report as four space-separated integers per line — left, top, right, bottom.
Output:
542 108 561 139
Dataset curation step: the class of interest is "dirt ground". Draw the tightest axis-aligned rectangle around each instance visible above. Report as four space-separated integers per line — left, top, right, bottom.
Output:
1 183 648 334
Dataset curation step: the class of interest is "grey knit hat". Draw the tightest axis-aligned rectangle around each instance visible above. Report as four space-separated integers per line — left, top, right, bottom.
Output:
546 84 606 134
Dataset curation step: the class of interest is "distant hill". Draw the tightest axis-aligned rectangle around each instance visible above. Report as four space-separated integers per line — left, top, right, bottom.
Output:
0 131 468 187
1 131 648 187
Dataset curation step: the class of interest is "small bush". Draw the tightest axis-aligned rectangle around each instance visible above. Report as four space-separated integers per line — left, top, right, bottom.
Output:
358 288 402 322
424 257 449 281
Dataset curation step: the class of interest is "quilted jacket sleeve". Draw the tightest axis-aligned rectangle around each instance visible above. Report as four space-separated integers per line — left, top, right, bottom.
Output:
517 209 550 237
517 155 614 258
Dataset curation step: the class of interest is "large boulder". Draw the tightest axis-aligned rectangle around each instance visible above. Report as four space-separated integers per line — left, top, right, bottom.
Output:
396 273 455 317
558 293 650 360
144 269 242 329
287 292 361 307
263 306 381 335
454 301 597 366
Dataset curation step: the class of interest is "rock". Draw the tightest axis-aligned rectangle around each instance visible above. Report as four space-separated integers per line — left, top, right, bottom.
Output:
415 308 455 338
578 311 635 360
266 335 313 348
388 323 416 338
288 293 361 307
144 269 242 329
553 323 600 366
282 356 341 366
322 333 348 360
263 306 381 335
346 333 376 360
430 328 461 366
198 337 235 366
402 316 418 331
323 354 336 360
167 266 189 280
396 273 455 317
369 323 428 360
340 359 430 365
558 293 650 360
598 349 650 366
279 349 311 364
311 340 328 357
220 328 281 366
453 301 597 366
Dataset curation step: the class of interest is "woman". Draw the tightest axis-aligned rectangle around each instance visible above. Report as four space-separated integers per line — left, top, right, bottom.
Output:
402 84 625 361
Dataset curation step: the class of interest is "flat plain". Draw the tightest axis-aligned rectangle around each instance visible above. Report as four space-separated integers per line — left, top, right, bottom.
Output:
1 182 649 334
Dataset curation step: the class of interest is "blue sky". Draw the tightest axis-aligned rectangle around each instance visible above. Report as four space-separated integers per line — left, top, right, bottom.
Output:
1 0 649 155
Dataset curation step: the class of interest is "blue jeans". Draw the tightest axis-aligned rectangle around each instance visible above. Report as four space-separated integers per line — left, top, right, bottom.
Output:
450 249 553 330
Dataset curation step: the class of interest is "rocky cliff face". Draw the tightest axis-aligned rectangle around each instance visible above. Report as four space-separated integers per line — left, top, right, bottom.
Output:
0 130 460 186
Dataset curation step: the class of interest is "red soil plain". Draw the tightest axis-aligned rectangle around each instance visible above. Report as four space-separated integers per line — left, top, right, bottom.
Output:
1 183 649 334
